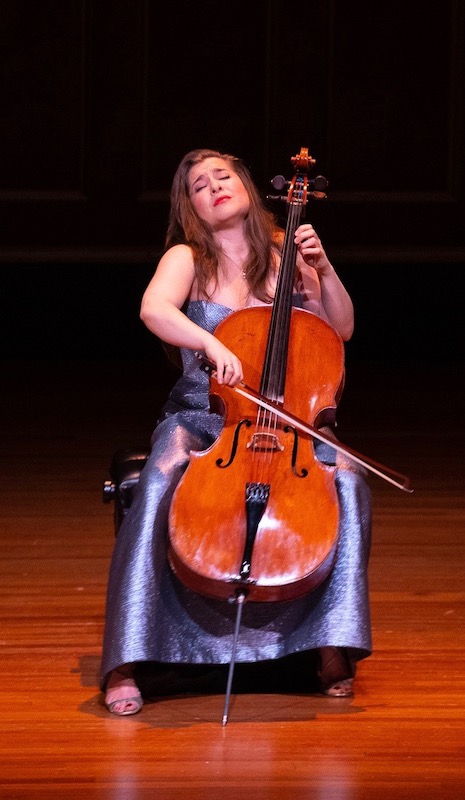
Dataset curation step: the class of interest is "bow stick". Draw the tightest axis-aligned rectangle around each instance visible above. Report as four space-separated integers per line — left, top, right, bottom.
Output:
196 353 413 493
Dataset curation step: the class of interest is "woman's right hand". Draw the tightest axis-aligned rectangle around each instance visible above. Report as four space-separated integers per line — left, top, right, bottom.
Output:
204 337 243 387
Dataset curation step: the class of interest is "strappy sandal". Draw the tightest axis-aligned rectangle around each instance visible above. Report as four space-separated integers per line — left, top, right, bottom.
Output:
105 666 143 716
318 646 355 697
322 677 354 697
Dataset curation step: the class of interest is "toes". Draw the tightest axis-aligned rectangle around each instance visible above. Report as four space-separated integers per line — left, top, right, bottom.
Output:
324 678 354 697
109 698 140 715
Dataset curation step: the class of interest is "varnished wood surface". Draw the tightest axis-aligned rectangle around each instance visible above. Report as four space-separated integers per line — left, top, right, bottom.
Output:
1 358 464 799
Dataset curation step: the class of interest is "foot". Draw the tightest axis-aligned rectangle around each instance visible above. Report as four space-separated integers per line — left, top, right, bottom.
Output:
318 647 355 697
323 677 354 697
105 665 142 716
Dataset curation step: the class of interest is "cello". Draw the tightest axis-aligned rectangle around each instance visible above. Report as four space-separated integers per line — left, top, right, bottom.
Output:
169 147 346 607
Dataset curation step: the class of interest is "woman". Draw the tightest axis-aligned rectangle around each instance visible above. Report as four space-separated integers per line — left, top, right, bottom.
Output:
101 148 372 716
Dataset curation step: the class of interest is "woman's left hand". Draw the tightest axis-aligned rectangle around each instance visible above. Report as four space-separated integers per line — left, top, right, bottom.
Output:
294 224 331 276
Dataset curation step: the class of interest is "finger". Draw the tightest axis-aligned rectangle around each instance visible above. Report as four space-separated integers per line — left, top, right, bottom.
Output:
215 361 233 385
295 226 314 245
223 360 243 386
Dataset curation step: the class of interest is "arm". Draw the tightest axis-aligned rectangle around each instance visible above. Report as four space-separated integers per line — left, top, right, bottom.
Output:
293 224 354 341
140 244 243 385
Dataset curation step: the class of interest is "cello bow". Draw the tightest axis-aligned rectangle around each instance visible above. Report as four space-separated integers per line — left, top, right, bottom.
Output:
196 353 413 494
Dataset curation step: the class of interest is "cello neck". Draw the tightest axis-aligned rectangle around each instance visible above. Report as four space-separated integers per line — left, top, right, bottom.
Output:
260 158 309 402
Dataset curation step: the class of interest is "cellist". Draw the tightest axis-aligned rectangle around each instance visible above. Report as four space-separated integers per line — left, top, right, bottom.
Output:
100 148 372 716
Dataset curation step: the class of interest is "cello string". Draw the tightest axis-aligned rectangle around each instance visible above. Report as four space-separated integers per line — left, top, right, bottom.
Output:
265 198 303 475
245 178 306 488
251 194 304 484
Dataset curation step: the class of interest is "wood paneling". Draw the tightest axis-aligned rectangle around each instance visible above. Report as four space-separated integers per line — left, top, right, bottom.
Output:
0 0 464 257
0 0 87 196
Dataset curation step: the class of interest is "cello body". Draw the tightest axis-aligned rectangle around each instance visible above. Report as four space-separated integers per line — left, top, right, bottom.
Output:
168 304 345 602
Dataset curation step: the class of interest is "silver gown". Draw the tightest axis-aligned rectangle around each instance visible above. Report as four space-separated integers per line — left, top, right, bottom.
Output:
100 300 372 687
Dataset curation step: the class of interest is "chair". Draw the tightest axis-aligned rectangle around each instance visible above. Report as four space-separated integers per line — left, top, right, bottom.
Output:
102 447 149 534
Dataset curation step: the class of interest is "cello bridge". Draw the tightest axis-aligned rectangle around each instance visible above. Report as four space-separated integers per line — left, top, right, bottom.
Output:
247 432 284 452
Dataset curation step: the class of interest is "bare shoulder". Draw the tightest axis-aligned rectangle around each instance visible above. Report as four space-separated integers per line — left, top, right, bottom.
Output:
151 244 196 286
158 243 195 270
142 244 196 309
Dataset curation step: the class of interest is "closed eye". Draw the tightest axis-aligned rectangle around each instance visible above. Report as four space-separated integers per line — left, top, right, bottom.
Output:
191 170 231 194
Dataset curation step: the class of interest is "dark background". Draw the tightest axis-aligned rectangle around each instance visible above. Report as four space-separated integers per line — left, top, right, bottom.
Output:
2 0 464 373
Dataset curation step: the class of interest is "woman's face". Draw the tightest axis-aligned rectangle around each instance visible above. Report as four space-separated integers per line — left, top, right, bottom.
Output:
187 157 250 229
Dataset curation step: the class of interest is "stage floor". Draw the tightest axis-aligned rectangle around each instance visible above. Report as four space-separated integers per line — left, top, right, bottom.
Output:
1 357 464 799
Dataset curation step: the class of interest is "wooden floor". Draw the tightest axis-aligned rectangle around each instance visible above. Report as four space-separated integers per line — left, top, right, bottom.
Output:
1 357 464 799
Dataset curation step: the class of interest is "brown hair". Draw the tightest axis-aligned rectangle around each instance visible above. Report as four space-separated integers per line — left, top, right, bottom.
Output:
165 148 283 302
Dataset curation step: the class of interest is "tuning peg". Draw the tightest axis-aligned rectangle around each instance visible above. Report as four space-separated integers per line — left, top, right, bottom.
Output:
310 175 328 192
270 175 288 191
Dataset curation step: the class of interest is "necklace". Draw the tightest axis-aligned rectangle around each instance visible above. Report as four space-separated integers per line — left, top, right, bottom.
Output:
223 252 247 279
